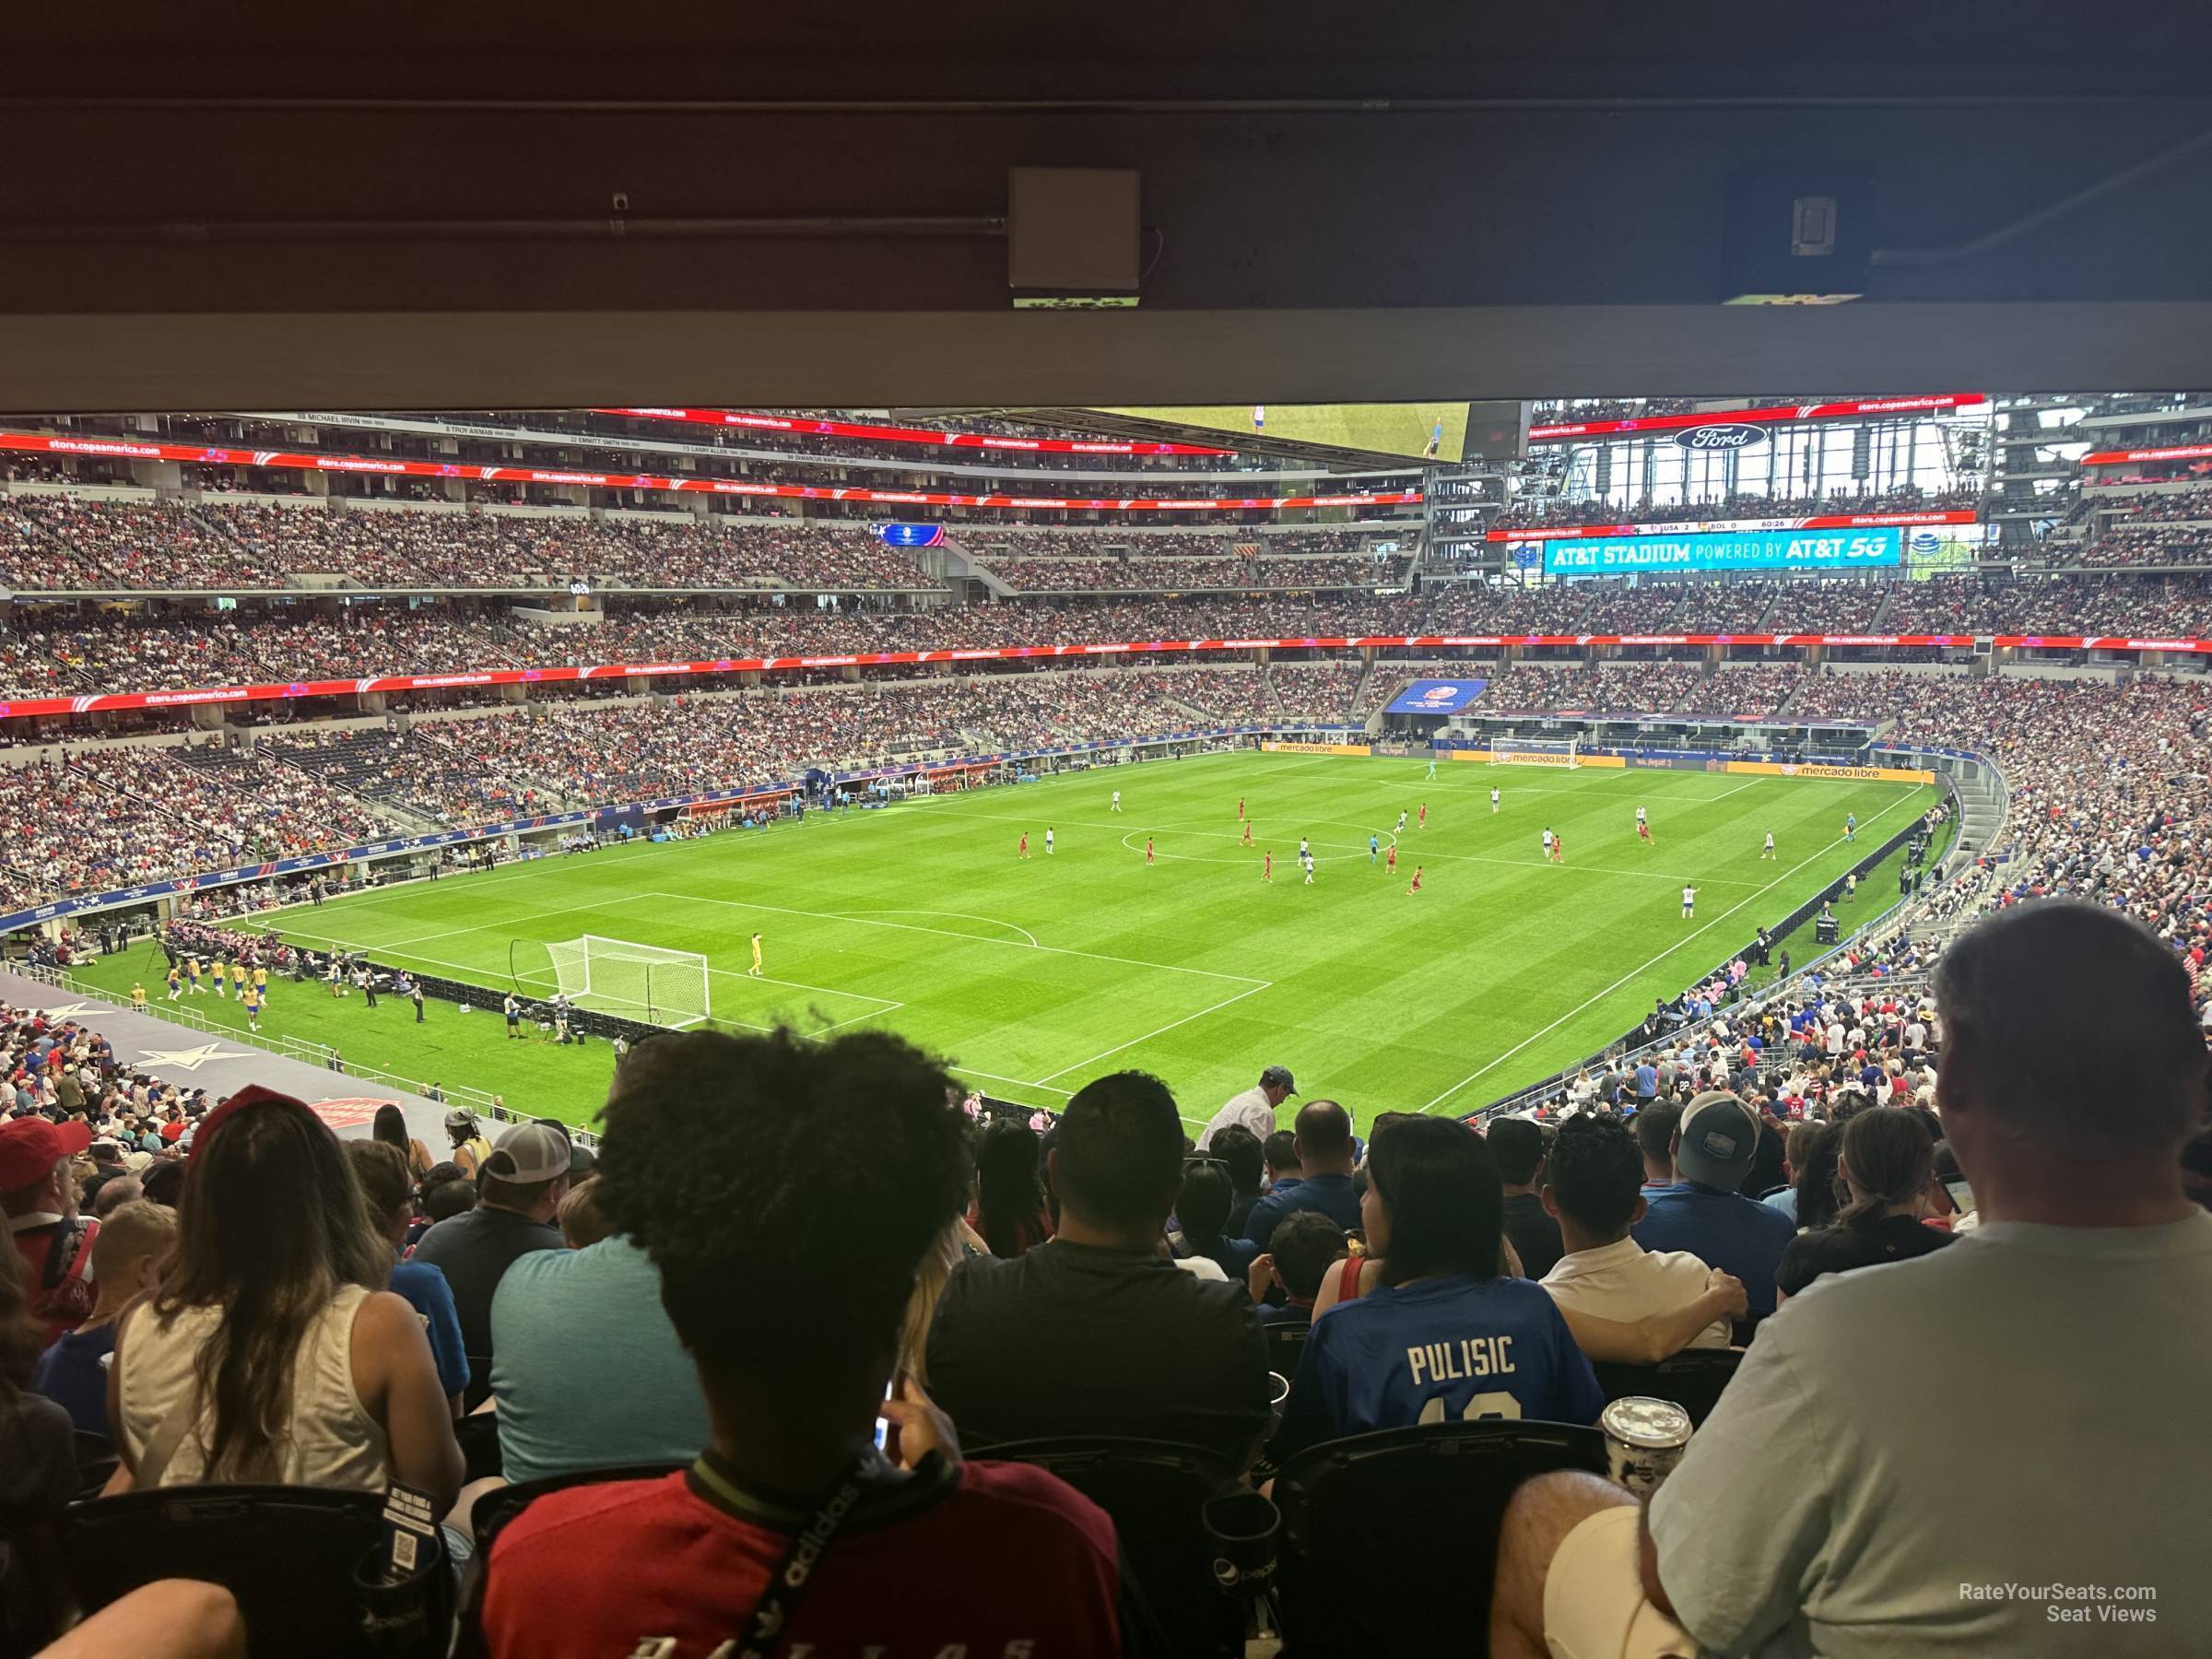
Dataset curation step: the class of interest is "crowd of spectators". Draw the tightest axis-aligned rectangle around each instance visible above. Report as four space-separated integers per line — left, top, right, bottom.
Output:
1700 663 1809 717
1877 573 2212 636
1479 660 1709 716
0 745 387 912
0 494 945 594
1496 482 1982 532
1265 659 1365 723
970 534 1404 594
1528 396 1700 424
2067 524 2212 568
2 780 2208 1653
2091 486 2212 523
1765 580 1891 633
1671 580 1779 631
29 561 2212 718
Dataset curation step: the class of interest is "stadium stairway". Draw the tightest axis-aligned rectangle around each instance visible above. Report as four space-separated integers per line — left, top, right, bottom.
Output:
935 535 1014 598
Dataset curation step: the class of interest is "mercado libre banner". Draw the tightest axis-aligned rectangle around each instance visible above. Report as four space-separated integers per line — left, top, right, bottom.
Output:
0 633 1984 721
1487 509 1974 542
1542 527 1902 576
1526 394 1986 443
1723 760 1937 784
1259 739 1373 757
594 407 1235 457
0 432 1415 514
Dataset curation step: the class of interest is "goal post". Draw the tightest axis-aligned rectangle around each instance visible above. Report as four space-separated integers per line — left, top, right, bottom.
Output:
544 935 712 1029
1488 737 1581 769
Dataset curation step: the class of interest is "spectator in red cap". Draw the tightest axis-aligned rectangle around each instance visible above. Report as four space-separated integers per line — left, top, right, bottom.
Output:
0 1115 98 1347
105 1086 463 1508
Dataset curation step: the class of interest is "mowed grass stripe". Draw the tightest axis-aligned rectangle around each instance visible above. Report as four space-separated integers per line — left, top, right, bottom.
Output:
74 752 1931 1130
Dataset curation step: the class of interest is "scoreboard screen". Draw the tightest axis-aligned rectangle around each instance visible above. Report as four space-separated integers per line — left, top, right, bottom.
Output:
1539 526 1902 576
878 523 947 547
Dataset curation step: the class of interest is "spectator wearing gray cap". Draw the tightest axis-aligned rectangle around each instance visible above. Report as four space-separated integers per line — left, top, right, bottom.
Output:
1197 1064 1297 1149
410 1121 585 1402
1630 1089 1794 1325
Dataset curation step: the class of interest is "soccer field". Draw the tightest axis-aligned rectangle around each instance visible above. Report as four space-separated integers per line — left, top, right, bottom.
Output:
76 752 1934 1132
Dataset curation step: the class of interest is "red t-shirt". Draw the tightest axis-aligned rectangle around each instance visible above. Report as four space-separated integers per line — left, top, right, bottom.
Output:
480 1460 1124 1659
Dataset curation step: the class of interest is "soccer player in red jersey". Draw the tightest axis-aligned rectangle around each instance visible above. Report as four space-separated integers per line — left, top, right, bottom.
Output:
1241 819 1253 846
1385 844 1398 874
1418 802 1428 830
1145 838 1155 865
1018 832 1029 859
1263 851 1273 883
1638 819 1653 844
1406 865 1425 895
1238 795 1246 821
1550 833 1565 865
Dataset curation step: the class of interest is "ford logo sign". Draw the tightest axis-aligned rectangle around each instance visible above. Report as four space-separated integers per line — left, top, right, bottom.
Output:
1674 424 1768 452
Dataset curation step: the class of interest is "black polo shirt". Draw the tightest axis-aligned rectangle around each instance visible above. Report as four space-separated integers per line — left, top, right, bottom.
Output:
924 1239 1273 1472
408 1203 563 1363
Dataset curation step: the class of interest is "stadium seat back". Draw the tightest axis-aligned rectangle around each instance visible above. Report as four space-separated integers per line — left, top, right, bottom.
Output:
1273 1420 1608 1658
1265 1323 1311 1381
467 1463 687 1557
453 1412 504 1487
984 1437 1250 1658
68 1431 118 1500
62 1485 387 1656
0 1524 67 1659
1590 1347 1744 1427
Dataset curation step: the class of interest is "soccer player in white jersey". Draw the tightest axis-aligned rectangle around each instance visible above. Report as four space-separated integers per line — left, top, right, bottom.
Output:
1762 830 1776 861
1490 786 1501 814
1111 789 1122 812
1396 809 1408 835
1302 852 1315 886
1299 836 1310 861
1635 805 1647 830
1682 883 1697 918
1045 827 1055 855
1541 827 1554 858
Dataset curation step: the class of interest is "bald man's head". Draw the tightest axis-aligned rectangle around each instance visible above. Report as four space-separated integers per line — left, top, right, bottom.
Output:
1293 1099 1354 1172
1935 900 2208 1159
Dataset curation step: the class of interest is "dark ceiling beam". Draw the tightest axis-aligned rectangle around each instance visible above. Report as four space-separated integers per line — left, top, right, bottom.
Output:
4 303 2206 414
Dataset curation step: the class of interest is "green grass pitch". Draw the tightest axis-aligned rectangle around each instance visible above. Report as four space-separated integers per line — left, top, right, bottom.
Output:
75 752 1934 1133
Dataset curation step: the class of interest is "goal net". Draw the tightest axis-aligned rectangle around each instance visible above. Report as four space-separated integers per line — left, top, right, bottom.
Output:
544 935 712 1029
1488 738 1581 768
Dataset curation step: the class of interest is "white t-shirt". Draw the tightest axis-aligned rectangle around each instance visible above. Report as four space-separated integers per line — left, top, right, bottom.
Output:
1649 1212 2212 1656
1682 886 1696 906
1197 1085 1278 1149
1543 831 1554 851
1538 1237 1729 1348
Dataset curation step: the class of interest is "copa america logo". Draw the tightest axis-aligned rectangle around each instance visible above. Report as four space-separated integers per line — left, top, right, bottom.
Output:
1418 685 1460 706
1674 424 1768 452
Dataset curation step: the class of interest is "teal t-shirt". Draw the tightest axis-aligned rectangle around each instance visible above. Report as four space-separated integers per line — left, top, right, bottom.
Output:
488 1237 711 1484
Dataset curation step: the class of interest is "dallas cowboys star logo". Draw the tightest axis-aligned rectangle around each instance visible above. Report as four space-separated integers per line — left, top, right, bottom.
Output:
134 1041 255 1073
27 1003 100 1020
